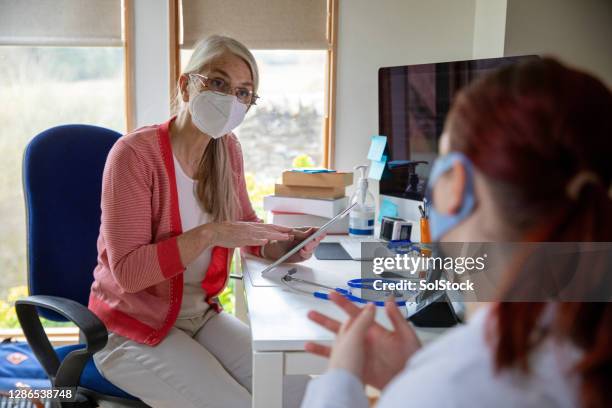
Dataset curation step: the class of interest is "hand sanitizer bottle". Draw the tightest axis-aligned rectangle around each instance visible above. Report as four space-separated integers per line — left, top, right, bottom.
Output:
349 165 376 237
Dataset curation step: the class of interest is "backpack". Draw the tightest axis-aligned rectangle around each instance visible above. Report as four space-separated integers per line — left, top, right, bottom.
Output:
0 338 51 407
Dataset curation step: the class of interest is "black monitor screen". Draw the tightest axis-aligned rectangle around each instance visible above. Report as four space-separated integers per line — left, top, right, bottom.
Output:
378 55 537 200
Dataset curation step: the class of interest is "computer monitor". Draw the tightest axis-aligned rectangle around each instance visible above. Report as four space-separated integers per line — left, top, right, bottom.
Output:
378 55 538 201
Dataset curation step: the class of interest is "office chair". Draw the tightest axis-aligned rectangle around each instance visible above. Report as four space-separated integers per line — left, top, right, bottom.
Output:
16 125 147 407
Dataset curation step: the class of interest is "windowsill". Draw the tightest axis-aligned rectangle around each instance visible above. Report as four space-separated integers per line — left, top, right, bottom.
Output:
0 327 80 346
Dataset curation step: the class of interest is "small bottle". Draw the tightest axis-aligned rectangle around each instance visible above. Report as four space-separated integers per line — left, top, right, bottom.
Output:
419 198 432 256
349 165 376 237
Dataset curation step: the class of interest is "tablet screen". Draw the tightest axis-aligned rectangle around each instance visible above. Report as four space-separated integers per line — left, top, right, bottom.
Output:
261 201 358 274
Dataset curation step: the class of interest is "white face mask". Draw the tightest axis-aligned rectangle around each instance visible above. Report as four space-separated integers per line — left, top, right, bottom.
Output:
189 90 248 138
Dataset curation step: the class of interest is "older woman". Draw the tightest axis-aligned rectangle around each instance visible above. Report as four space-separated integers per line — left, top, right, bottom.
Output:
89 35 319 407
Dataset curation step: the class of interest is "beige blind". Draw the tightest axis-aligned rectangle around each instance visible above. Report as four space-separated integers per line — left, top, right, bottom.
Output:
0 0 122 46
181 0 328 49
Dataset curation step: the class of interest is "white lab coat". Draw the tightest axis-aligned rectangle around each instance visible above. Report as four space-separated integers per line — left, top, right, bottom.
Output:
301 306 580 408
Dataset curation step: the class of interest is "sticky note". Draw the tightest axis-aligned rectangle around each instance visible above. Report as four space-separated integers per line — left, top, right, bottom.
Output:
379 198 398 222
367 135 387 161
368 155 387 180
291 168 336 173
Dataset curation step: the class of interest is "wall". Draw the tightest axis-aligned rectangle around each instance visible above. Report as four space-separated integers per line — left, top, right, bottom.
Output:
472 0 507 59
333 0 478 233
333 0 477 173
333 0 612 172
504 0 612 87
332 0 611 231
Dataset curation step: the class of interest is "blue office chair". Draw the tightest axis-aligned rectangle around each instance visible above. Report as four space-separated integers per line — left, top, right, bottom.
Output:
16 125 147 407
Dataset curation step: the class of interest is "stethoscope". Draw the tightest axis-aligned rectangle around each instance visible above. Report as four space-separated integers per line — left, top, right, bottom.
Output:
280 268 411 307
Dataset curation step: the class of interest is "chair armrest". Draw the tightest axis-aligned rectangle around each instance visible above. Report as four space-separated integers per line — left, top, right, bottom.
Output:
15 295 108 388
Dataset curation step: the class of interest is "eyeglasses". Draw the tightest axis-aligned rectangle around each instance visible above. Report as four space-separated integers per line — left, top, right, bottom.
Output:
189 73 259 106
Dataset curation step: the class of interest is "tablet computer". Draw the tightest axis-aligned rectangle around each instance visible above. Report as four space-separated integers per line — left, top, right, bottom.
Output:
260 201 358 275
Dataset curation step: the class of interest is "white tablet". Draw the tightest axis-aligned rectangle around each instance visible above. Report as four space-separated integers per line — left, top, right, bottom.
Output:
260 201 358 275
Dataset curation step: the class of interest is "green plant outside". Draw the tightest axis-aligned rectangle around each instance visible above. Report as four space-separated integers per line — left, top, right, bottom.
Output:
0 286 72 329
0 284 234 329
292 154 316 168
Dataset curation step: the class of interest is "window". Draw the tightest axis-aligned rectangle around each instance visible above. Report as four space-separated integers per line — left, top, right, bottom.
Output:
0 46 126 329
177 0 334 218
177 0 333 313
236 50 326 216
180 48 327 217
0 1 126 330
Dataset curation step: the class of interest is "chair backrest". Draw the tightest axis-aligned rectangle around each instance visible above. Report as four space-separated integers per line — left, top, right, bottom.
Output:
23 125 121 321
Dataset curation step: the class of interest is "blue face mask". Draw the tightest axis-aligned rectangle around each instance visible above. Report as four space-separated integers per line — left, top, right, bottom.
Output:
426 152 476 241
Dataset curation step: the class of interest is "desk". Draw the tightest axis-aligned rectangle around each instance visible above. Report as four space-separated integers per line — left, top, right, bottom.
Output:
238 236 445 408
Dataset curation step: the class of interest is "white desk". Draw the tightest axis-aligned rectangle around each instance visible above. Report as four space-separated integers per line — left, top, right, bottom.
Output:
238 236 445 408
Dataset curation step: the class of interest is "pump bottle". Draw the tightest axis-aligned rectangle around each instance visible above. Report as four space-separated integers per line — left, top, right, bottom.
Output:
349 165 376 237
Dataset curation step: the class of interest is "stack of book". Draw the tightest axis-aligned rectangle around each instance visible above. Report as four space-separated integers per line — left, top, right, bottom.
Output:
264 170 354 234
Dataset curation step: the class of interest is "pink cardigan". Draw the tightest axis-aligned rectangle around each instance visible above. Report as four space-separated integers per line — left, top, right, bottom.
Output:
88 118 260 345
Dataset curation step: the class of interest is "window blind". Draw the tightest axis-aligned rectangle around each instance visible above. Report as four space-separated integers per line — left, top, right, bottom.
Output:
181 0 328 50
0 0 122 46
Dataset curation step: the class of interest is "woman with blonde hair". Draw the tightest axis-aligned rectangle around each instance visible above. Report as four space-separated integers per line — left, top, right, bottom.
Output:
89 35 319 407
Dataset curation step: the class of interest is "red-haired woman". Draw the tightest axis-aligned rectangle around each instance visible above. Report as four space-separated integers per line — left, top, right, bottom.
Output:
301 58 612 408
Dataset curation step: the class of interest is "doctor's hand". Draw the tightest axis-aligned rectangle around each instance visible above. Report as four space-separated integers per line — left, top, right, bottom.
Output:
324 303 376 381
305 292 421 390
262 227 326 262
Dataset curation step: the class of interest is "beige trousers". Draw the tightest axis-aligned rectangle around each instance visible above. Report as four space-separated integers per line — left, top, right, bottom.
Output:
93 310 308 408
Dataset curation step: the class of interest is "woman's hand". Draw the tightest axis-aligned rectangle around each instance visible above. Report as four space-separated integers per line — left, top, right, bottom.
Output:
202 222 293 248
305 292 421 390
262 227 326 262
326 303 376 380
177 222 291 270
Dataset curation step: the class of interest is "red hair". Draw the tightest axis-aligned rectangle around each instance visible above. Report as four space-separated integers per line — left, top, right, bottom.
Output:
447 58 612 407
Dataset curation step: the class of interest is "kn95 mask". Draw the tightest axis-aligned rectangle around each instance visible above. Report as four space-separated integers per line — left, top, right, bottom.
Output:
189 91 247 138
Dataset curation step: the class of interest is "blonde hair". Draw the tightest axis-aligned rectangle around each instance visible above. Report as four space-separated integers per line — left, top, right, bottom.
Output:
174 35 258 222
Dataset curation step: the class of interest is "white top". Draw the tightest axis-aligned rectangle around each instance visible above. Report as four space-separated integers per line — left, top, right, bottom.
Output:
173 155 212 318
301 306 581 408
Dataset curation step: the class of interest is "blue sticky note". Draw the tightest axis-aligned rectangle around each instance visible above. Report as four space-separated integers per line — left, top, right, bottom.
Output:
291 168 336 173
379 198 398 222
368 155 387 180
367 135 387 161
